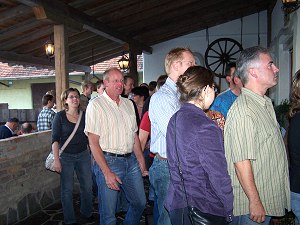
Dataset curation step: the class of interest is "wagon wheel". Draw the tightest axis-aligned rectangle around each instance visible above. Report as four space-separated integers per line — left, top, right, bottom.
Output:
204 38 243 78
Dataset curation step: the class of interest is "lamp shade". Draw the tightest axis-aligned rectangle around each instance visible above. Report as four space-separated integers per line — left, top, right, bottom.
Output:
282 0 297 4
118 54 130 71
45 40 54 58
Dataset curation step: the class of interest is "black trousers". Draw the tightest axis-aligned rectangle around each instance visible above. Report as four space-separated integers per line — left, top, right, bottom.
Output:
169 207 193 225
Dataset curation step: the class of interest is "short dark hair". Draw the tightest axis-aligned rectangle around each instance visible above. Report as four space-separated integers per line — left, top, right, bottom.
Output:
131 86 149 100
149 81 157 91
42 94 54 106
96 80 104 89
8 117 19 123
225 62 236 76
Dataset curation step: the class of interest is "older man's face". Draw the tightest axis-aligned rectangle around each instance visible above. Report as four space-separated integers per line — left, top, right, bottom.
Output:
105 70 124 96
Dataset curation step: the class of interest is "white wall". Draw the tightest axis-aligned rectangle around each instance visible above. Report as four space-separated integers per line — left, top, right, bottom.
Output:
143 11 268 91
270 0 300 105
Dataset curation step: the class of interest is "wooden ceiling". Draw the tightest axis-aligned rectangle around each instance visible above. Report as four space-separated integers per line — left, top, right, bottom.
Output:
0 0 276 72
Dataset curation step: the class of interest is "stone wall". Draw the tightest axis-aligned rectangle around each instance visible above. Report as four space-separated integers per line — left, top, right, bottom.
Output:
0 131 60 225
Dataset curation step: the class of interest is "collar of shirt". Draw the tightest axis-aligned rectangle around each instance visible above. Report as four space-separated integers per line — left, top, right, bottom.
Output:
241 87 272 107
165 77 178 94
102 91 124 105
5 124 14 135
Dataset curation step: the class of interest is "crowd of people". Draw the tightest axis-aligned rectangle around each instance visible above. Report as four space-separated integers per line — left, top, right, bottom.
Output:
0 45 299 225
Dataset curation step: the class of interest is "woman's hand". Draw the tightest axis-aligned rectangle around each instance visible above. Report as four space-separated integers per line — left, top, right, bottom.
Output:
54 158 62 173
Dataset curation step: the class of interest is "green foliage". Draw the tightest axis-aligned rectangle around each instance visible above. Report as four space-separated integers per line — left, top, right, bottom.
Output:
274 99 291 128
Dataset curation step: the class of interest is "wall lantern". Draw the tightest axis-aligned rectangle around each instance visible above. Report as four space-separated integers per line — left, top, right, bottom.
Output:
282 0 300 20
118 53 130 72
45 39 55 58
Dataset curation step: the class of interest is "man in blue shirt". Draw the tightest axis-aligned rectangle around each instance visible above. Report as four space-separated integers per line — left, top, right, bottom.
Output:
0 117 19 139
210 62 243 119
149 47 195 225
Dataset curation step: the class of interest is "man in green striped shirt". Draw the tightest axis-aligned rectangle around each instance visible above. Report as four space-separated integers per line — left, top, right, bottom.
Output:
224 46 290 225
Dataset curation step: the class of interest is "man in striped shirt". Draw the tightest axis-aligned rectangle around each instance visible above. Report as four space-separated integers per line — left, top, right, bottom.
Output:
85 68 147 225
149 47 195 225
224 46 290 225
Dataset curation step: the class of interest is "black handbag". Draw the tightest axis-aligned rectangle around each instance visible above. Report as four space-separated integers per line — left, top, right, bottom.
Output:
173 113 228 225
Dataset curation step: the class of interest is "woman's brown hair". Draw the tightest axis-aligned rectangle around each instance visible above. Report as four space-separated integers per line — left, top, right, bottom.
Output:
177 66 214 103
61 88 80 110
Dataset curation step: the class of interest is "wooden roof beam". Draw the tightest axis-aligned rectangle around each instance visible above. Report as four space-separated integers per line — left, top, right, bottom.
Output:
0 4 32 22
0 51 91 72
18 0 152 54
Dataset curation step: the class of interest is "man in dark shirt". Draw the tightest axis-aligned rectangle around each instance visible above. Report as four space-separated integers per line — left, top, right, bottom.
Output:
0 118 19 139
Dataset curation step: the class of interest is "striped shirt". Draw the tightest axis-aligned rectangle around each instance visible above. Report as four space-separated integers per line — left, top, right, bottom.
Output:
84 91 137 154
149 77 180 158
224 87 290 216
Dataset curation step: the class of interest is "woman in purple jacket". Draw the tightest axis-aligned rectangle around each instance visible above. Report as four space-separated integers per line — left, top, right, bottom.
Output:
165 66 233 225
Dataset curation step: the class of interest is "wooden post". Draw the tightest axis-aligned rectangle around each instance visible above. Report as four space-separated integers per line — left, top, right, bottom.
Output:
54 24 69 111
128 51 138 86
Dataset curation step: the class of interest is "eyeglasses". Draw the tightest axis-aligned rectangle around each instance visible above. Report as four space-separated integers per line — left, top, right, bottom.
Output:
177 60 196 66
208 84 218 93
67 95 80 99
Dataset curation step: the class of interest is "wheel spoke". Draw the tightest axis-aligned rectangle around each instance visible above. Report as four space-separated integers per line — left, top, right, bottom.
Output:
214 61 222 71
207 55 220 59
227 43 236 55
217 41 224 54
222 62 226 75
208 58 221 67
210 47 222 56
224 40 228 56
229 49 241 56
229 57 237 61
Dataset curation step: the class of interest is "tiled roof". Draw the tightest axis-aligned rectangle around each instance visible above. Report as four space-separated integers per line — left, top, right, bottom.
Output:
0 55 143 80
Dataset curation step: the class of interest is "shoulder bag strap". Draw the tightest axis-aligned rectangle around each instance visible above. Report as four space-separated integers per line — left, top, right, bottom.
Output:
173 113 190 206
58 110 83 155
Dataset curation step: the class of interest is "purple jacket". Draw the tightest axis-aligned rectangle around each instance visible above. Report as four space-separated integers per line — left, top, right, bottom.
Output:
165 103 233 219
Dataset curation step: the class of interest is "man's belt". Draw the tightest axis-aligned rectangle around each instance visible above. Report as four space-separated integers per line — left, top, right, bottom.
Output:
155 154 167 161
103 151 132 157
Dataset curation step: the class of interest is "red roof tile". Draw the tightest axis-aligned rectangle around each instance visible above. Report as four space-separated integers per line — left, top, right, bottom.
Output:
0 55 143 79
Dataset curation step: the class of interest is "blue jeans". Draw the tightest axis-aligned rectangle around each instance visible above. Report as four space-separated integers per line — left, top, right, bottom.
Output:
60 150 93 224
94 154 146 225
291 191 300 225
230 214 271 225
149 157 172 225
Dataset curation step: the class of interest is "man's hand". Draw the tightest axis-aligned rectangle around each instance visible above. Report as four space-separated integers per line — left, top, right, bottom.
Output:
104 170 122 191
249 199 266 223
234 160 266 224
139 161 149 176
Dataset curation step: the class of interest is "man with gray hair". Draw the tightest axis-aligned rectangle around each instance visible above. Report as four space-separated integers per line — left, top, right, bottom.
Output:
85 67 147 225
224 46 290 224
